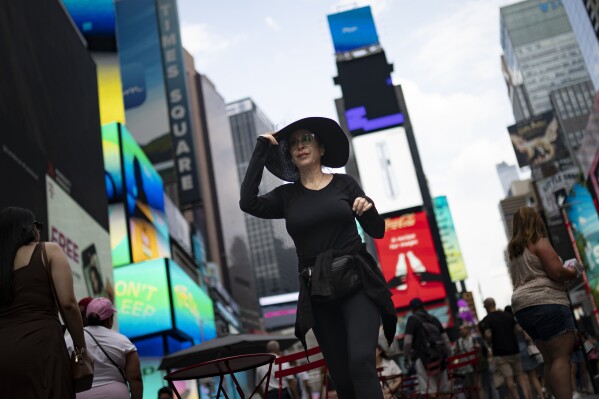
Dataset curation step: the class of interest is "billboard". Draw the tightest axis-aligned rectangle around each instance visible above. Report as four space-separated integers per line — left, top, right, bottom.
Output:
352 127 423 214
46 175 113 300
156 0 202 204
63 0 126 125
565 183 599 294
114 258 216 343
114 259 172 338
164 194 192 254
102 123 170 267
327 6 379 53
535 167 580 216
508 111 569 167
139 358 199 399
335 51 404 135
375 212 447 309
433 196 467 282
170 261 217 343
114 0 172 169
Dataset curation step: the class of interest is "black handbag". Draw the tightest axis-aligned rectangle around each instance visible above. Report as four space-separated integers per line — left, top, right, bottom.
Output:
302 255 362 302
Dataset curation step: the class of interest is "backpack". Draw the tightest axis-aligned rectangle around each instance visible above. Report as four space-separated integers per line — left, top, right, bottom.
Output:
412 312 446 366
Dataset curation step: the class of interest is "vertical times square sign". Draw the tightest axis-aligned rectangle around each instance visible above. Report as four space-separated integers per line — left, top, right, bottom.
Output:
157 0 201 204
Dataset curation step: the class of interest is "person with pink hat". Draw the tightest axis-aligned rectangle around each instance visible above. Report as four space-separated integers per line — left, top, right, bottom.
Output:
66 297 143 399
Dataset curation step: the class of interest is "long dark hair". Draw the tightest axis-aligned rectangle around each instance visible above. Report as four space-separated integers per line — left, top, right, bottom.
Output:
507 206 547 260
0 207 37 305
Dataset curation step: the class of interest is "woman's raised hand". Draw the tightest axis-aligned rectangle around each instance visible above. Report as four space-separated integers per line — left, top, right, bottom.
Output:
260 132 279 145
353 197 373 216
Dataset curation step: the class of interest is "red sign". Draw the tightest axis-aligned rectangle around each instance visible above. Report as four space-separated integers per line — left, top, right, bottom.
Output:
375 211 447 309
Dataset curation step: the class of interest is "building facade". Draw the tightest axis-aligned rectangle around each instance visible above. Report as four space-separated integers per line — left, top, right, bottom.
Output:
563 0 599 90
500 0 591 121
496 161 520 196
227 98 299 298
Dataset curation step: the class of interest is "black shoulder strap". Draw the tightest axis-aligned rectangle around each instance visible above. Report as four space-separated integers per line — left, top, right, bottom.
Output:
85 329 128 384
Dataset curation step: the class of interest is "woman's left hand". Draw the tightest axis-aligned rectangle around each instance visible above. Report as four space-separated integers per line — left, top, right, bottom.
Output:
352 197 373 216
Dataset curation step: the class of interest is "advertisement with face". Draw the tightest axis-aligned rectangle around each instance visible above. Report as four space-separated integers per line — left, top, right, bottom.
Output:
327 6 379 53
508 111 568 167
433 196 467 282
46 175 113 301
375 212 447 309
121 125 171 263
352 127 423 215
169 260 217 344
114 259 172 339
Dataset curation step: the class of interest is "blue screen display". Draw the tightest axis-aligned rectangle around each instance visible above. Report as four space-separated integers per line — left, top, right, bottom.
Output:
328 6 379 53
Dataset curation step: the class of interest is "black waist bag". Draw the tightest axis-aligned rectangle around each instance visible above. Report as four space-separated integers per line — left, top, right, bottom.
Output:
301 255 362 302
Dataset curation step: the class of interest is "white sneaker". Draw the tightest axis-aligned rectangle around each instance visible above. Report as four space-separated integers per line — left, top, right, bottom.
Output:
572 391 581 399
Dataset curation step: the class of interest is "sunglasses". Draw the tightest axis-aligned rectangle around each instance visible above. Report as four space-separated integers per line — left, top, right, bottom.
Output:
287 133 316 150
33 221 43 232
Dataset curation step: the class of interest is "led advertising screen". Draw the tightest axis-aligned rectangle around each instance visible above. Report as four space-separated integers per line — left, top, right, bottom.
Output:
114 259 172 338
375 212 447 309
62 0 117 51
139 358 199 399
114 0 172 168
352 127 423 215
335 51 403 135
508 111 569 167
103 123 131 266
327 6 379 53
433 196 467 282
565 183 599 294
169 260 217 343
46 175 113 300
121 125 170 263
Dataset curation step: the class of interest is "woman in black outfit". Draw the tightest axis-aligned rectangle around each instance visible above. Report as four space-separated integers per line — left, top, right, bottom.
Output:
240 117 397 399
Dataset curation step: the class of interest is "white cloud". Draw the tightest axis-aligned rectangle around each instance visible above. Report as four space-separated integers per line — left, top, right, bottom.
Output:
181 23 248 68
265 16 281 31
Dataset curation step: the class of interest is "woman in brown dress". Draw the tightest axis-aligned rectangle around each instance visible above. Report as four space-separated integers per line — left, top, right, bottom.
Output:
0 206 87 398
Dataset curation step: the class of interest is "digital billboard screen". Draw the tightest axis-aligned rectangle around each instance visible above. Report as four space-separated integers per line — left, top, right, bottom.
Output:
433 196 467 282
335 51 403 135
46 175 113 300
169 260 217 343
121 124 170 263
114 0 172 168
565 183 599 295
508 111 569 167
62 0 117 51
375 212 447 309
103 123 170 266
352 127 423 214
327 6 379 53
114 259 173 339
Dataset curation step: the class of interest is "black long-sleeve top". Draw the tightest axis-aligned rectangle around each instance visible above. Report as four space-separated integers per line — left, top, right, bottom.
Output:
240 137 397 352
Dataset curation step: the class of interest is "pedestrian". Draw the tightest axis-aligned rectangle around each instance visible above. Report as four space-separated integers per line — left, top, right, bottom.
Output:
66 297 143 399
508 206 580 399
504 305 543 399
254 340 299 399
239 117 397 399
157 386 174 399
79 296 93 326
454 323 483 399
480 298 531 399
402 298 452 396
0 206 88 398
376 343 402 398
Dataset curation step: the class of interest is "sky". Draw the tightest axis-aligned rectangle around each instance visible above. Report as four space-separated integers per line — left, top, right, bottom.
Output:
177 0 521 316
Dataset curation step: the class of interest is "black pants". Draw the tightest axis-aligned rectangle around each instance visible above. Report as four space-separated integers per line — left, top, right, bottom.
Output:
312 289 383 399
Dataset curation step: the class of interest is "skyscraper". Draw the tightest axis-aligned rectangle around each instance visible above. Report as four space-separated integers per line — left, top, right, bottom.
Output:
496 161 520 196
227 98 298 298
563 0 599 90
500 0 591 121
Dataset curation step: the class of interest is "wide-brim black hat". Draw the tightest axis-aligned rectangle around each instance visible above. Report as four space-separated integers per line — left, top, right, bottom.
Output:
265 117 349 182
